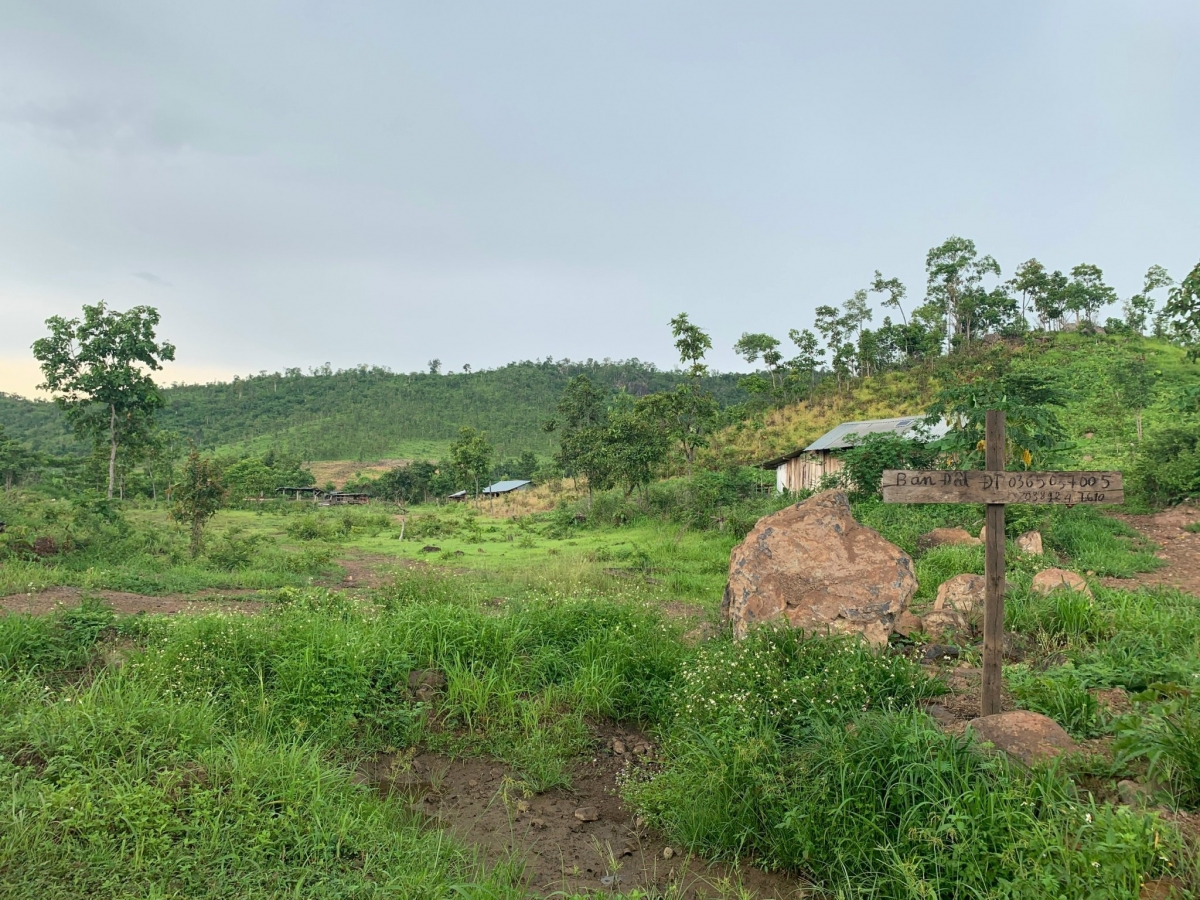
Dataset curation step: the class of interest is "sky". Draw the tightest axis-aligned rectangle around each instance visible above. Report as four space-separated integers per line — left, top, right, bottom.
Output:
1 1 1197 398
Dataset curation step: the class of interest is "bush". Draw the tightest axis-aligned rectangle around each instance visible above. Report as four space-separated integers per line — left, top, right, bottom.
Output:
1006 665 1107 738
1130 426 1200 506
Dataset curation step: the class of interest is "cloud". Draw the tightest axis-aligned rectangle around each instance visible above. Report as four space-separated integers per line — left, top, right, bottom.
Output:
132 271 171 287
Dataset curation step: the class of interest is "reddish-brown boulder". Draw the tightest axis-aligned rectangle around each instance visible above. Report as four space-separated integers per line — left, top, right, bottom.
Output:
968 710 1075 765
934 573 985 614
893 609 924 638
721 490 916 646
1016 531 1044 555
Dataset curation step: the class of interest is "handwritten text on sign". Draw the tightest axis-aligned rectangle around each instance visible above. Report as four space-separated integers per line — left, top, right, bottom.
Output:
881 470 1123 505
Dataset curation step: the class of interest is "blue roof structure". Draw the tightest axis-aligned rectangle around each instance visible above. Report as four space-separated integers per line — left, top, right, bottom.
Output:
760 416 949 468
481 479 533 495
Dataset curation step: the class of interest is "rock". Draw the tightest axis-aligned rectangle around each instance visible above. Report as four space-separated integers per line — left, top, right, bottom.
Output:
408 669 446 702
574 806 600 822
917 527 981 551
934 574 986 614
722 490 916 646
420 545 441 553
1016 531 1044 555
611 739 626 755
923 703 958 726
515 800 530 813
1031 568 1093 599
921 608 968 642
1141 878 1187 899
893 609 924 637
530 817 546 829
633 742 654 757
662 847 675 860
1117 779 1151 808
968 710 1076 765
921 643 961 662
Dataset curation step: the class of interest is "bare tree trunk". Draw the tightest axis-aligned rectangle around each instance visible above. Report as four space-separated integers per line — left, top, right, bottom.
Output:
149 466 157 504
107 404 117 500
1136 410 1144 443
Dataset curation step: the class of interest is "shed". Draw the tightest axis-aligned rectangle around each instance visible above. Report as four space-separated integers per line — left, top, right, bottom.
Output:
762 416 949 493
326 492 370 506
276 486 326 501
481 479 533 496
447 490 469 502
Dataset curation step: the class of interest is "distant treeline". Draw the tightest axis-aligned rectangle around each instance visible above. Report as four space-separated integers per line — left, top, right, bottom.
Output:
0 359 748 461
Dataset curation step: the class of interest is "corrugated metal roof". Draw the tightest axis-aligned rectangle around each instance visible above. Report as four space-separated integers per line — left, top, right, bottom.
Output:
759 416 949 468
481 479 533 494
804 416 949 452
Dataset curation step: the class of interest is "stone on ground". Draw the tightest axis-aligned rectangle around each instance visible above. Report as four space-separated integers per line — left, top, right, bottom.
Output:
722 489 916 646
934 573 985 614
968 710 1075 765
1016 530 1044 555
1031 567 1094 599
917 527 981 551
893 609 924 637
920 608 968 642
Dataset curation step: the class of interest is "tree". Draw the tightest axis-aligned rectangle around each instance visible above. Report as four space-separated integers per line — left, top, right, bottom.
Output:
925 236 1001 350
870 272 910 357
786 328 824 399
427 359 442 375
1064 263 1117 325
732 333 783 388
841 289 873 350
449 426 494 499
813 305 847 387
670 313 713 378
1160 261 1200 362
1123 264 1173 335
0 426 37 491
606 395 669 497
170 450 225 557
32 302 176 499
638 384 718 476
543 375 610 491
1007 259 1049 329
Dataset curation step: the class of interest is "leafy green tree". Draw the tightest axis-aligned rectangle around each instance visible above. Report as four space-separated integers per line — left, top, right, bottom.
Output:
1161 261 1200 361
786 328 824 399
927 370 1069 469
925 236 1001 350
544 374 610 491
606 395 669 497
670 312 713 379
32 302 176 499
223 457 277 500
1064 263 1118 325
0 425 37 491
638 385 719 476
1124 264 1173 335
733 333 783 388
870 272 911 356
170 450 225 557
841 289 873 351
373 460 439 504
838 432 938 500
449 426 495 498
1008 259 1048 329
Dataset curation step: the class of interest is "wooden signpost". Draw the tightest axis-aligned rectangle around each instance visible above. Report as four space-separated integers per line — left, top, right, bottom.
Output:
880 411 1123 716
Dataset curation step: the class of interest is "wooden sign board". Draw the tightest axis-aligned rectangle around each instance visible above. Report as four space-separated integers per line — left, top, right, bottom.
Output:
881 470 1123 506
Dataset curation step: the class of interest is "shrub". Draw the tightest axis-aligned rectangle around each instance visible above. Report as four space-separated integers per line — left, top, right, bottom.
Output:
1006 665 1107 738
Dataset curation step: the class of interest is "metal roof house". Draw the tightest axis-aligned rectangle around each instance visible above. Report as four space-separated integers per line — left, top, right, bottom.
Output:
762 416 949 493
481 479 533 496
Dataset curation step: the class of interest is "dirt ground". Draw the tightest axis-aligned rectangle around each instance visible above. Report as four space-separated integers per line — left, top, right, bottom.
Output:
357 724 809 899
1101 502 1200 596
0 586 264 616
307 459 411 489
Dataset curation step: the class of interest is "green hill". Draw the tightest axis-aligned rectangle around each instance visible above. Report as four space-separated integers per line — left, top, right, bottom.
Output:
1 360 748 461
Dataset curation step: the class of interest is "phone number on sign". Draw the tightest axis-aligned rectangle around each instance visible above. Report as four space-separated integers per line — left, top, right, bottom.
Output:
980 473 1113 491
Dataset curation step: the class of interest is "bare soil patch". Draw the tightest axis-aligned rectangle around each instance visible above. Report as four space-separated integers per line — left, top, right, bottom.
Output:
1101 503 1200 596
0 587 264 617
308 459 411 489
358 724 806 899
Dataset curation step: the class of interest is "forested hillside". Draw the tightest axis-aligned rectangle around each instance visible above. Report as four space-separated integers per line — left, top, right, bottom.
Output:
0 359 747 460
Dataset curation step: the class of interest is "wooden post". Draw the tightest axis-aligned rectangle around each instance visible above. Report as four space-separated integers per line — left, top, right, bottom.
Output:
982 410 1006 716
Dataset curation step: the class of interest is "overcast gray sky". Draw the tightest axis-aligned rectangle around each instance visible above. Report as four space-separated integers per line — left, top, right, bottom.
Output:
2 1 1197 397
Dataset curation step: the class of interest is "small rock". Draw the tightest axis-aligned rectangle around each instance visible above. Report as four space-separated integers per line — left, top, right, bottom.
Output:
516 800 530 813
1117 779 1151 808
633 742 653 757
921 608 968 642
1016 531 1044 555
934 574 986 615
921 643 960 662
634 815 646 828
893 609 924 638
420 545 441 553
917 527 981 551
574 806 600 822
620 846 634 857
1031 568 1093 599
969 710 1075 766
923 703 957 726
662 847 675 860
612 739 626 754
530 817 546 828
468 779 479 788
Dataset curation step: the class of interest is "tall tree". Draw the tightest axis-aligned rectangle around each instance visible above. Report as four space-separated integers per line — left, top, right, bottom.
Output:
0 425 36 491
786 328 824 399
870 271 908 326
663 314 717 474
449 426 494 499
732 333 784 388
1007 259 1049 329
670 312 713 378
924 236 1001 350
1122 264 1174 336
1162 261 1200 362
543 374 610 492
32 302 176 499
1064 263 1118 325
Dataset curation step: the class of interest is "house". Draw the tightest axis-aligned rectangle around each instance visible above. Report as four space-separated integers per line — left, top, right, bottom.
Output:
762 416 949 493
326 492 370 505
447 490 469 502
481 479 533 496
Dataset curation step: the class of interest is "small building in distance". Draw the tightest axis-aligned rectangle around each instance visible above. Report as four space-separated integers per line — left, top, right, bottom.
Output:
447 490 469 502
481 479 533 496
762 416 949 493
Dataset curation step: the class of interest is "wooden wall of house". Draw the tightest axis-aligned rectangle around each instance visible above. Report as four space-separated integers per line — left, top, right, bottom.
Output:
774 451 844 492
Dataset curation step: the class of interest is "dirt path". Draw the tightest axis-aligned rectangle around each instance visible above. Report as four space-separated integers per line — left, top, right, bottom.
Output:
1100 503 1200 596
0 587 264 617
359 724 807 899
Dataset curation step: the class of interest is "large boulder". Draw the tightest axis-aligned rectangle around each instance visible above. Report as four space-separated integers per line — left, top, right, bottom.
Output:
722 490 916 646
1031 568 1093 599
968 710 1076 766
